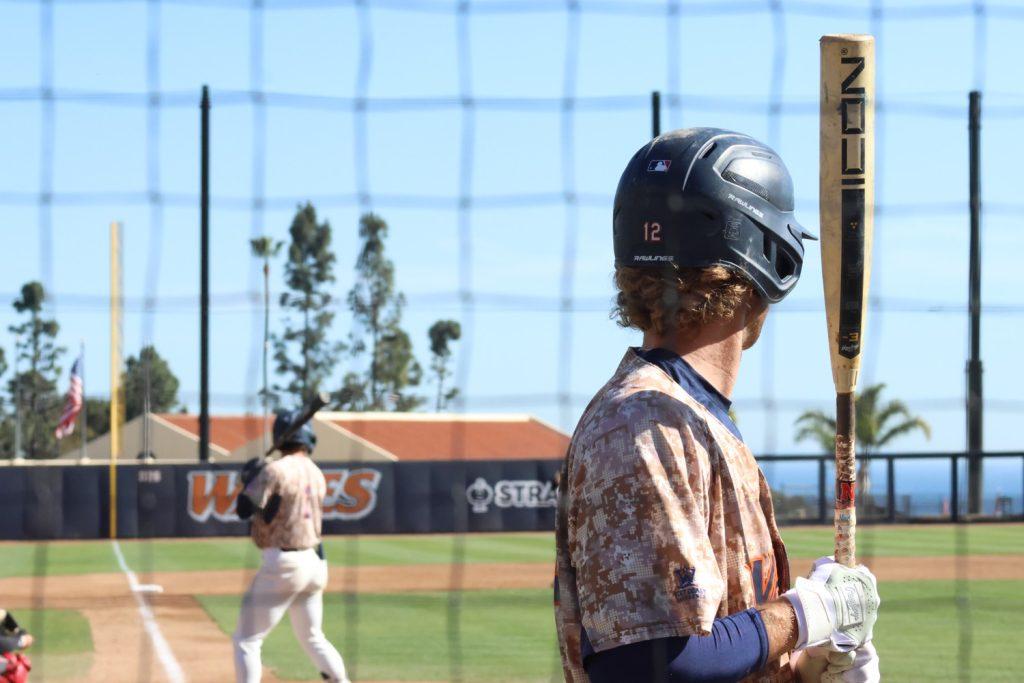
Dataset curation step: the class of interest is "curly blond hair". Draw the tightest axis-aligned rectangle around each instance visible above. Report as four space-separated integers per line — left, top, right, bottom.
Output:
613 265 754 335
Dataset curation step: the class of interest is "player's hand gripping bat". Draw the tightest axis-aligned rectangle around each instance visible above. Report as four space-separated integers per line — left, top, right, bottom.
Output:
819 34 875 567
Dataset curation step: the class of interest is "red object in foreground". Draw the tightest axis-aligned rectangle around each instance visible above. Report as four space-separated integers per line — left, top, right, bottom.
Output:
1 653 31 683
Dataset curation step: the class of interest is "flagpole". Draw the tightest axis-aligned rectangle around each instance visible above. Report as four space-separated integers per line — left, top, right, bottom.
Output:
13 335 22 462
79 341 87 463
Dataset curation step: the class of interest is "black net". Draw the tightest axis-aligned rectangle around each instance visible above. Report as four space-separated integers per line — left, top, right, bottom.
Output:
4 1 1024 681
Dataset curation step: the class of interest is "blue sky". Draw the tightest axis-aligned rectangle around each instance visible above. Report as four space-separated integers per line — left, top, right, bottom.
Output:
1 0 1022 488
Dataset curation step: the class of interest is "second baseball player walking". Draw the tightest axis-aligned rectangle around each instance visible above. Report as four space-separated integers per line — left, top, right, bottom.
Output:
233 410 350 683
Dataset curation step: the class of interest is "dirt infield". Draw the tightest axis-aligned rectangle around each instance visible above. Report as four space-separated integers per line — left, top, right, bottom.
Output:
8 554 1022 682
4 554 1021 605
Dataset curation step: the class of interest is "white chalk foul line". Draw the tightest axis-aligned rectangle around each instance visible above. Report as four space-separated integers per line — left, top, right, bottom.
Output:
111 540 186 683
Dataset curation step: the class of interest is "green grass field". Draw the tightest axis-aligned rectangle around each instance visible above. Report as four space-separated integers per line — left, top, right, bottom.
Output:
201 589 563 682
13 609 93 680
198 580 1024 682
4 525 1023 682
876 580 1024 682
2 524 1020 578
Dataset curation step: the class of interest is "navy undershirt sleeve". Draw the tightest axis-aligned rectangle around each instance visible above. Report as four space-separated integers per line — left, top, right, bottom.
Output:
583 608 769 683
262 493 282 523
236 493 255 520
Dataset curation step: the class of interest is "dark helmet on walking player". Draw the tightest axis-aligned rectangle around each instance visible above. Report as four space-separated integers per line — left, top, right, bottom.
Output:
272 409 317 454
613 127 816 303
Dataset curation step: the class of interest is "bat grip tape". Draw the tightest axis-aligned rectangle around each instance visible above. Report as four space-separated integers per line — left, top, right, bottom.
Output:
834 392 857 566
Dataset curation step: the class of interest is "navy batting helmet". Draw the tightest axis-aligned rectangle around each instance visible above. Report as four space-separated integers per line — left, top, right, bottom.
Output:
272 409 317 454
613 127 816 303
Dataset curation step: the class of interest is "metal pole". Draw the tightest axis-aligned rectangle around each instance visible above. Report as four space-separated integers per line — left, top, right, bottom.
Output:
79 341 87 462
262 260 270 454
966 90 983 515
886 456 895 522
200 85 211 462
651 90 661 138
950 454 959 522
143 367 151 460
817 457 827 523
109 221 123 538
13 335 22 461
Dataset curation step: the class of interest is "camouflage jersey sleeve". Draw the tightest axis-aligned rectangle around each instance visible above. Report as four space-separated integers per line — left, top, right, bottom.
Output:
567 393 726 654
246 455 325 550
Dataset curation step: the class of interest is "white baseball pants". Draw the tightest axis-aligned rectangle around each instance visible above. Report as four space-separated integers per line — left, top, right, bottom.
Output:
233 548 350 683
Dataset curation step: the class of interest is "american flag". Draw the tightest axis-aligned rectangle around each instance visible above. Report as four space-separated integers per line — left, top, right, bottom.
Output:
55 355 84 440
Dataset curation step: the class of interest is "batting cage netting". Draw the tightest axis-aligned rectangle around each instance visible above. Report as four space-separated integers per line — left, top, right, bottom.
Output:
1 0 1023 681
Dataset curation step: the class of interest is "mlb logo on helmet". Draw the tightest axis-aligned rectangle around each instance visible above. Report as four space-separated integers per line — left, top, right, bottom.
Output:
647 159 671 172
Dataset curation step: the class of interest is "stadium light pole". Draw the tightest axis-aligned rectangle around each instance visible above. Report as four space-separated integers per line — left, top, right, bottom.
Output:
200 85 210 462
966 90 983 515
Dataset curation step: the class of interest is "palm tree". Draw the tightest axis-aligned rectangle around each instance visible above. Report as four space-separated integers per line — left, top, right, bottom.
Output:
250 236 283 450
794 383 931 504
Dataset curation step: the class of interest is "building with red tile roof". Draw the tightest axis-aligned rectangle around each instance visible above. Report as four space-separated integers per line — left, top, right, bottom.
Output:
320 413 568 461
73 412 568 463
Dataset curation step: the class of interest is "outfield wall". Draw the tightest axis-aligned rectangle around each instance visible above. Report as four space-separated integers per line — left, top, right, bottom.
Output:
0 460 562 540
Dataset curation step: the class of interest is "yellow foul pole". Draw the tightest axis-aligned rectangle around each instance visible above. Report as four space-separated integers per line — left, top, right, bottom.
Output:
109 221 124 539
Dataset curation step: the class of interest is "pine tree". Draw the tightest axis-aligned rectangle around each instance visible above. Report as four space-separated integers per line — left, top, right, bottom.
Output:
82 397 111 442
7 282 65 458
272 203 344 405
56 348 180 456
428 320 461 411
123 345 180 420
336 213 423 411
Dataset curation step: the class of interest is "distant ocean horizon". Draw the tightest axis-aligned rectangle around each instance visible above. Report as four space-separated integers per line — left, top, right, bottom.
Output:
759 456 1023 518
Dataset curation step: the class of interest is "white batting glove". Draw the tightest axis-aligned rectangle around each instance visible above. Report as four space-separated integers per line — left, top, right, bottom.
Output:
797 642 880 682
783 556 880 652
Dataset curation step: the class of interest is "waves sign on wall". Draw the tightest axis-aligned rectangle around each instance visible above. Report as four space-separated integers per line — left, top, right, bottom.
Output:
187 468 383 523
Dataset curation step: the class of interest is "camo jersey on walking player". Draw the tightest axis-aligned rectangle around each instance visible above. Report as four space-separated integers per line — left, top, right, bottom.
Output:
554 348 793 683
245 453 325 550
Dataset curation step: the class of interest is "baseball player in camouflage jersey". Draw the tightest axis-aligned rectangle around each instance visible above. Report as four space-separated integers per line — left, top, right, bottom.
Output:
554 129 881 682
233 410 350 683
